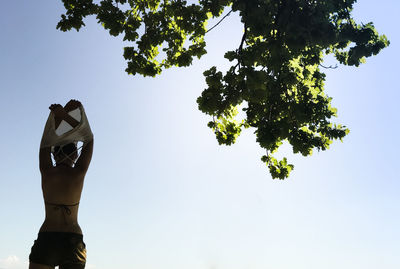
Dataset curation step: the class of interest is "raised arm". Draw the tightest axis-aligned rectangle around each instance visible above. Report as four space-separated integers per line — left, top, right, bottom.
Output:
38 105 61 172
40 102 80 171
71 100 94 171
39 146 53 172
41 100 93 171
75 139 94 172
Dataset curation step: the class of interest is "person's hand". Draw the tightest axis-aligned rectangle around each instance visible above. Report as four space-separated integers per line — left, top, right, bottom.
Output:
49 103 62 111
64 99 82 112
49 104 66 128
49 104 66 117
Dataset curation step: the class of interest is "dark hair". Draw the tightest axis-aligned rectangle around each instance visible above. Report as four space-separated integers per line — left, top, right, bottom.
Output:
53 143 77 157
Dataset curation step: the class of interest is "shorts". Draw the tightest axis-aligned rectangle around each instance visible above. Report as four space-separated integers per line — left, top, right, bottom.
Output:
29 232 86 269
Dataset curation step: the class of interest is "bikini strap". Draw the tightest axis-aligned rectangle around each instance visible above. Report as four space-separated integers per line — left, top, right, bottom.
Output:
45 202 80 215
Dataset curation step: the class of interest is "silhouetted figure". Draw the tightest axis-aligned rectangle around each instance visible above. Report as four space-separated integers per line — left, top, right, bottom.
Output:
29 100 93 269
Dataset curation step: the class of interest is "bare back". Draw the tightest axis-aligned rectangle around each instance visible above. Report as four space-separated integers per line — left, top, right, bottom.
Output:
38 139 93 234
40 165 86 234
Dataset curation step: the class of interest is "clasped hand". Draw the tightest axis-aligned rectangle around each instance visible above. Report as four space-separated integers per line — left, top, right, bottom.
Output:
49 99 82 128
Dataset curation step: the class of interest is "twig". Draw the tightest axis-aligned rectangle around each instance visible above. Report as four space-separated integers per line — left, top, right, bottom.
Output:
319 64 338 69
239 23 247 52
206 9 233 33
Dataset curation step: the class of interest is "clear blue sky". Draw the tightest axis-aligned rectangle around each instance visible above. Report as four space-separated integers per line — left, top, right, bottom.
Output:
0 1 399 269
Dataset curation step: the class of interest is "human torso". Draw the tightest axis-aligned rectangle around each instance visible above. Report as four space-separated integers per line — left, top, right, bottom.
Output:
39 165 86 234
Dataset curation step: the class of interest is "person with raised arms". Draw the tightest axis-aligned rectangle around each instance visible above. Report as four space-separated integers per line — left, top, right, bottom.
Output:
29 99 94 269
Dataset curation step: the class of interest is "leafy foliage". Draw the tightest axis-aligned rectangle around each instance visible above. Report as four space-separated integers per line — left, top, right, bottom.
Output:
57 0 389 179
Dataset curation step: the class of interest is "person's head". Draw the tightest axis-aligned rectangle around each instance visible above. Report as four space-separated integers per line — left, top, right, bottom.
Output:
52 143 78 166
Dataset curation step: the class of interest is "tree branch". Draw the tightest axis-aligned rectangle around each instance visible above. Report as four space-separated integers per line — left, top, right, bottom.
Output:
319 64 338 69
234 23 247 71
206 9 233 33
239 23 247 52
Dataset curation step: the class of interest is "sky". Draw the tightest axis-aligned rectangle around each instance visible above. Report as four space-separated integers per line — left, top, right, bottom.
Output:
0 1 399 269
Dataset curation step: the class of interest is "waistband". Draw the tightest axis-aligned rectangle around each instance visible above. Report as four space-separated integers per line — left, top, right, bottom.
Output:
38 231 83 239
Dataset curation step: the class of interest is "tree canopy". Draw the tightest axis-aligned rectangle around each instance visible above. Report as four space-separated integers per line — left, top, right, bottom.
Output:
57 0 389 179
